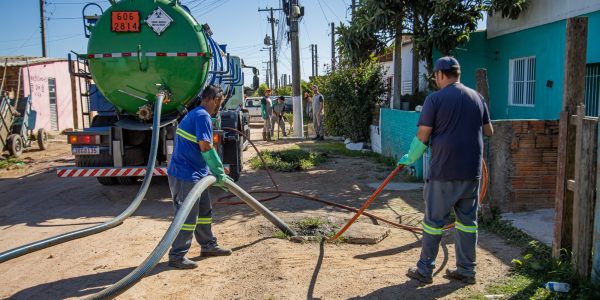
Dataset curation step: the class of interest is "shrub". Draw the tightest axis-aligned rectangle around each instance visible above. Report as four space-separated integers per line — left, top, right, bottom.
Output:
249 147 328 172
314 61 385 142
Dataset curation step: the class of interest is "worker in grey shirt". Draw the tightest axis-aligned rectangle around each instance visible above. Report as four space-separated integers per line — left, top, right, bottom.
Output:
272 96 287 137
398 56 494 284
311 85 324 140
260 88 273 141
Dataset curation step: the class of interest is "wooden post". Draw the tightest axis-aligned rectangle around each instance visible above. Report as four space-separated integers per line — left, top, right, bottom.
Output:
593 121 600 284
475 68 492 222
571 106 598 278
553 17 588 258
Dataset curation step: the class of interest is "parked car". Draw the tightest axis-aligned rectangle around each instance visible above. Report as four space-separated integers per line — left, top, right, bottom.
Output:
244 97 263 123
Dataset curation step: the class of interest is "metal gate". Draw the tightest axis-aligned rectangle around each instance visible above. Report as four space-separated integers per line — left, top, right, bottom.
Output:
585 63 600 117
48 78 58 131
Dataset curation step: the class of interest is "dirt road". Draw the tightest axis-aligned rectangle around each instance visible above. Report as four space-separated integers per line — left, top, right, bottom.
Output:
0 127 520 299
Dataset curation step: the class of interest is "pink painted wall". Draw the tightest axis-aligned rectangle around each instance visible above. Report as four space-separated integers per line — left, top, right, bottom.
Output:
22 61 75 132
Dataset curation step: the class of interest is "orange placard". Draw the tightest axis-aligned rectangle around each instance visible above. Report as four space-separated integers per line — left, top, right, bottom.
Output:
111 11 140 32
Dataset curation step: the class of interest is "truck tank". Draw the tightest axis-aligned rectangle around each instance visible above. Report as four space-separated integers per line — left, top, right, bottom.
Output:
86 0 232 118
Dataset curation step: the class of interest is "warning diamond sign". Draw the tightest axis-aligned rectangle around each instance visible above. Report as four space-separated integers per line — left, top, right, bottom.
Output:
145 7 173 36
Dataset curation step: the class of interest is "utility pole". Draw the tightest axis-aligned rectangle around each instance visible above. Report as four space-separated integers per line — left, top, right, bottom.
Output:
39 0 47 57
261 47 272 87
287 0 304 138
310 44 315 78
259 7 283 89
330 22 335 71
315 44 318 76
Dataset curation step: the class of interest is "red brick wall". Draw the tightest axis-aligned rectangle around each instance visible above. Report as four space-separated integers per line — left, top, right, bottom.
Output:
488 120 559 212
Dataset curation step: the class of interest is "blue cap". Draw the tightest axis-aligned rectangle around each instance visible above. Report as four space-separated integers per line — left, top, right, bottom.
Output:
433 56 460 72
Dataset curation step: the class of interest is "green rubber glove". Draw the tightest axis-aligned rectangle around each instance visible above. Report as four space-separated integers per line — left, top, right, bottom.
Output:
201 147 231 191
397 136 428 166
261 103 266 119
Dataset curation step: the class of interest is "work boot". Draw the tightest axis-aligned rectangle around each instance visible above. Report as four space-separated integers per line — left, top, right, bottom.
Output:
168 257 198 269
201 245 232 257
445 268 476 284
262 132 267 141
406 267 433 284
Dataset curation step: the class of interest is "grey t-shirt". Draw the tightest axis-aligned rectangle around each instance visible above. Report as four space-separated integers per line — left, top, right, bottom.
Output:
417 82 490 181
312 94 324 114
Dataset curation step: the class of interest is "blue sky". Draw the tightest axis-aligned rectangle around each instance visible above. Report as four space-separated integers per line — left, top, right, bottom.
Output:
0 1 484 85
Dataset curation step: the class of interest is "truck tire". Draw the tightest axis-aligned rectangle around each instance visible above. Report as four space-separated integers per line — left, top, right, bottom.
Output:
37 128 49 150
7 134 24 157
75 152 117 185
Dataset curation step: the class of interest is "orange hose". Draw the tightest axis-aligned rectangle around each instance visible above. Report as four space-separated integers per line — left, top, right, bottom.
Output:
221 127 489 239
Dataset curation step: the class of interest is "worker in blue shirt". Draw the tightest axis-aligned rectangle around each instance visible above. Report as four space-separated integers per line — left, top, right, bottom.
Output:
399 57 494 284
167 85 232 269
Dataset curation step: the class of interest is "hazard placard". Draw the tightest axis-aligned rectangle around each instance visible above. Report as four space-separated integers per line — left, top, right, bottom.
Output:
111 11 140 32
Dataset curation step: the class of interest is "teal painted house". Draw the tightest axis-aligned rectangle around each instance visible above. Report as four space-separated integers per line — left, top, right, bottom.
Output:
450 0 600 120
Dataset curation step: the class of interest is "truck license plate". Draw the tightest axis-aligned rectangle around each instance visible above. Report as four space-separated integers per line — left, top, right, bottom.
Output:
72 146 100 155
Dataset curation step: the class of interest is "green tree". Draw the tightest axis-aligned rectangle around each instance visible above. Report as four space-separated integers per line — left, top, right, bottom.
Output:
316 61 386 142
273 86 292 96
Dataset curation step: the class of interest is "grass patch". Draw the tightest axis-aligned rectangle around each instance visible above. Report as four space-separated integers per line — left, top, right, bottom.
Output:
273 230 290 239
298 217 324 230
464 214 600 299
299 141 396 167
0 157 25 170
250 146 328 172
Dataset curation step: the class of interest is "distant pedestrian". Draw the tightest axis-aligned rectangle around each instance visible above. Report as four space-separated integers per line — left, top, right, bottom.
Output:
261 88 273 141
304 92 312 120
272 96 287 137
398 57 494 284
311 85 324 140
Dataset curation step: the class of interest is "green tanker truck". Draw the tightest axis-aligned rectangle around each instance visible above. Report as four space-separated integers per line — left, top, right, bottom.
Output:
57 0 258 184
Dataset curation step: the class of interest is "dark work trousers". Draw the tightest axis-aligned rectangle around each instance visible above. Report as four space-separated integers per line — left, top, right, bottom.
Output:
168 175 217 261
417 179 479 277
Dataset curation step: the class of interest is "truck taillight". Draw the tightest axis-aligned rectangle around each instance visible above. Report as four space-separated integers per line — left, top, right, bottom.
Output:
213 134 220 145
68 135 100 145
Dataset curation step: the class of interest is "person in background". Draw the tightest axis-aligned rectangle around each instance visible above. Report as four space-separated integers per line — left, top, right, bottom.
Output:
304 92 312 120
311 85 324 140
260 88 273 141
272 95 287 138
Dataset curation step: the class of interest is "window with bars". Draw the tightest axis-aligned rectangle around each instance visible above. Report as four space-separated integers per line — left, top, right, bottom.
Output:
584 63 600 117
508 56 536 106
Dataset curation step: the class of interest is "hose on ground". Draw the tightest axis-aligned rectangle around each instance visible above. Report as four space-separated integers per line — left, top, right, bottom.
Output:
84 176 217 300
221 127 489 239
85 177 296 299
0 93 165 264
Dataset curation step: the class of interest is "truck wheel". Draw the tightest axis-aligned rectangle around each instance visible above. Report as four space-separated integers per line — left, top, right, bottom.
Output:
75 152 117 185
225 140 242 182
7 134 24 157
37 128 49 150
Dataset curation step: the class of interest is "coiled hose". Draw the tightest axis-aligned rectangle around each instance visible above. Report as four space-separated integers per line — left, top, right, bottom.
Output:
0 93 165 264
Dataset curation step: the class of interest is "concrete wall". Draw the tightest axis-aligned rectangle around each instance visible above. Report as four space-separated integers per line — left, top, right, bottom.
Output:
487 0 600 38
380 108 423 178
21 61 75 132
488 120 559 212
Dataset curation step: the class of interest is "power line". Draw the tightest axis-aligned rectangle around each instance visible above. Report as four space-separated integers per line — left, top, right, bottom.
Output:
316 0 330 23
321 0 342 23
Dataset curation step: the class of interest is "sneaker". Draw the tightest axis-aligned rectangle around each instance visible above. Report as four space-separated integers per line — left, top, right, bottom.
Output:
445 268 476 284
168 257 198 269
201 245 233 257
406 267 433 284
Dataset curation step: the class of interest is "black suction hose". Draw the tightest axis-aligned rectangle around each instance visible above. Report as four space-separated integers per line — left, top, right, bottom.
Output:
0 93 165 264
